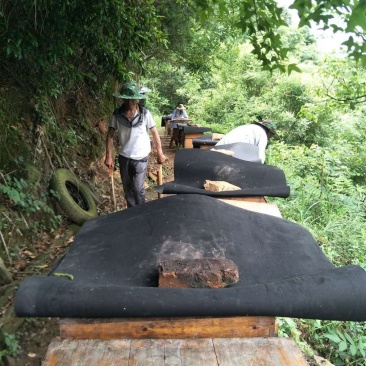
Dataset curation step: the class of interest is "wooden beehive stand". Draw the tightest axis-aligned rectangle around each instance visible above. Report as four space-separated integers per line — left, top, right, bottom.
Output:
43 197 309 365
183 131 206 148
168 118 192 148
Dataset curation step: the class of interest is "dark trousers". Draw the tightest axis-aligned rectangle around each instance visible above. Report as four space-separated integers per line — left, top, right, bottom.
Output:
118 155 148 208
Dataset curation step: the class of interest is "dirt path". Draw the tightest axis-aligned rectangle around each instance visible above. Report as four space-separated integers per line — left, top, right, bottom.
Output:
4 133 176 366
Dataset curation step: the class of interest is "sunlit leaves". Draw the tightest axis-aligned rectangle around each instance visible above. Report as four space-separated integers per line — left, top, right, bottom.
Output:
193 0 366 69
287 63 302 75
346 0 366 32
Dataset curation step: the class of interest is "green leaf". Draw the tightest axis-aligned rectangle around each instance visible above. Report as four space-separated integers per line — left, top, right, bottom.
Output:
359 344 366 358
346 3 366 32
344 333 355 346
350 344 357 356
324 333 342 343
337 330 347 341
287 63 302 75
338 341 348 352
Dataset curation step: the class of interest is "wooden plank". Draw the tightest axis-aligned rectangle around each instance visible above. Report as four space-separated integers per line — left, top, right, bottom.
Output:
185 132 205 139
220 196 267 203
130 339 165 365
162 339 184 365
213 338 309 366
199 144 213 149
179 339 218 365
42 339 79 366
43 337 308 366
60 316 277 340
184 133 211 147
212 133 224 140
219 200 282 218
43 339 131 366
86 340 135 366
184 138 194 148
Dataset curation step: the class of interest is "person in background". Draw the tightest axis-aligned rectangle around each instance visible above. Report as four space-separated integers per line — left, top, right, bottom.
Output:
104 82 166 208
171 103 189 120
215 120 277 163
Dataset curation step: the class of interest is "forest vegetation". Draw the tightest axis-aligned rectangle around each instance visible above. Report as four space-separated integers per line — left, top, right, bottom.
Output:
0 0 366 365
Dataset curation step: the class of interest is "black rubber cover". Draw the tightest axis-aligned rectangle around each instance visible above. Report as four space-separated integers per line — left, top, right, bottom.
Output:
193 135 218 148
157 149 290 198
14 195 366 320
183 126 211 134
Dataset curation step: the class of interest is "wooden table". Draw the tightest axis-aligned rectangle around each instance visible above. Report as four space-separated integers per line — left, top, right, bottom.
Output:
182 126 211 148
43 314 307 365
41 198 309 366
44 337 308 365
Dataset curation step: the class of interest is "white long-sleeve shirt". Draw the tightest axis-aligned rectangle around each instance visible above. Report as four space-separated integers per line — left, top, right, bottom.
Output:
215 124 268 163
171 108 188 119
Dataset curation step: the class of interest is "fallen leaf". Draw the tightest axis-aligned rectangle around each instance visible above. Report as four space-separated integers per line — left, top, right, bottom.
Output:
36 264 48 269
14 260 27 270
22 250 36 259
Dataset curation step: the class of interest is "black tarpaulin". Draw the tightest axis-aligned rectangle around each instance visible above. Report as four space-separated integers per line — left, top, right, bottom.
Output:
192 135 218 148
14 195 366 320
182 126 211 134
157 149 290 198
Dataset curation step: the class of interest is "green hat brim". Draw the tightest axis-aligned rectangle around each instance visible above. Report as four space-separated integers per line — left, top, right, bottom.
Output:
113 92 146 99
253 121 277 136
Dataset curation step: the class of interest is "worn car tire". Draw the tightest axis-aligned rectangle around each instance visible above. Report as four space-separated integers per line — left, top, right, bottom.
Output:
50 168 98 225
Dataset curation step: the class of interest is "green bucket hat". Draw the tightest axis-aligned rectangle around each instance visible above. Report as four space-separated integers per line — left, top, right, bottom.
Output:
253 120 277 136
113 82 146 99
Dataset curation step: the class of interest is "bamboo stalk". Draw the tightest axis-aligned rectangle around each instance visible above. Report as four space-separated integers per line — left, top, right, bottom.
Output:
41 134 55 170
157 164 163 199
19 212 29 229
109 167 117 211
0 229 11 263
1 212 23 236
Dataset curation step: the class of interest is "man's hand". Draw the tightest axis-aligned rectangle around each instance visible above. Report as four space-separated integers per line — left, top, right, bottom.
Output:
104 155 114 169
157 153 167 165
105 127 116 169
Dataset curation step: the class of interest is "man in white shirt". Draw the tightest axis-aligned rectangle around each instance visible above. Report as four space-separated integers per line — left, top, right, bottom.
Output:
215 121 277 163
104 82 166 207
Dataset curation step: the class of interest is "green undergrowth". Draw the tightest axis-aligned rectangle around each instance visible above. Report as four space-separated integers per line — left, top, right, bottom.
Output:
268 143 366 365
0 85 111 265
0 89 32 173
0 333 20 364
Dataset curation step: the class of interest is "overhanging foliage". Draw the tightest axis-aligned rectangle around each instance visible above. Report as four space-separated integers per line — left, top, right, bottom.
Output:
0 0 165 96
193 0 366 70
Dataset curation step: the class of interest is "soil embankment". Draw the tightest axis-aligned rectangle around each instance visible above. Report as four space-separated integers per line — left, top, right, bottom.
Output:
1 131 175 366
